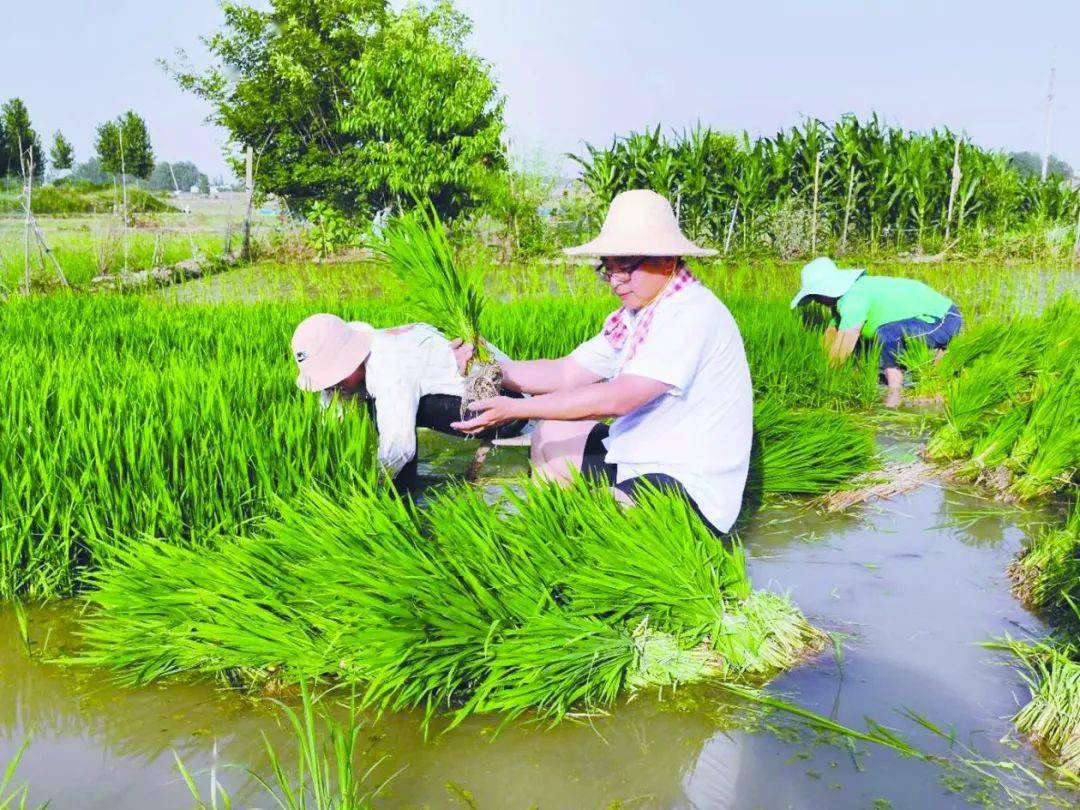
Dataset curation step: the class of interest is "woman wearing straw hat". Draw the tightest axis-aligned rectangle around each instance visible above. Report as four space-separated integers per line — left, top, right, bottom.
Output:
791 257 962 405
451 190 753 535
291 316 527 490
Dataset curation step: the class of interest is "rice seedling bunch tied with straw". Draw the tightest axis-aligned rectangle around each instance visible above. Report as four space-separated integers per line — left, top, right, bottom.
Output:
993 631 1080 776
998 497 1080 775
77 476 825 727
371 204 501 418
1008 497 1080 627
924 298 1079 498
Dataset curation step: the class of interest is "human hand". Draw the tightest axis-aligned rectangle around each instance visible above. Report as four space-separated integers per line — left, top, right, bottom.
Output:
450 396 520 435
449 338 475 377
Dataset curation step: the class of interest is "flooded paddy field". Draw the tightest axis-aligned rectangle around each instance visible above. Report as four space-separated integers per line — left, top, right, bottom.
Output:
0 432 1071 809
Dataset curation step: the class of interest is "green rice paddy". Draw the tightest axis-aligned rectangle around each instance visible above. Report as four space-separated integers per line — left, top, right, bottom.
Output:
1 221 1078 801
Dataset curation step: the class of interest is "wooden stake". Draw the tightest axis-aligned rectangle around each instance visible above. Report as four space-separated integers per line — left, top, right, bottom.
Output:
723 200 738 255
810 151 821 254
1073 199 1080 261
241 145 254 261
840 164 856 253
118 124 129 271
945 135 962 242
1040 65 1055 181
20 139 32 295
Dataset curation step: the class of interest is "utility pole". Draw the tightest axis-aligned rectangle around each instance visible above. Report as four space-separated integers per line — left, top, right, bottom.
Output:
1040 65 1055 181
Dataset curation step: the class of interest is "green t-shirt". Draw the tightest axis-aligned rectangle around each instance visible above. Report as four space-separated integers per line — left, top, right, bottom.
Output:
835 276 953 338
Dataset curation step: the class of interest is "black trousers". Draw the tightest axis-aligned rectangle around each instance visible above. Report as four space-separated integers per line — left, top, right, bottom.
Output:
373 392 529 490
579 422 724 537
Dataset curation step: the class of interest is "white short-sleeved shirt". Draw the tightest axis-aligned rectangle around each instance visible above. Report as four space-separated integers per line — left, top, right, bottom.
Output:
319 323 514 478
570 283 753 532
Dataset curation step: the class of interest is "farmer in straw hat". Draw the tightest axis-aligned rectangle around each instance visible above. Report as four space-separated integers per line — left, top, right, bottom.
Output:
451 189 753 536
291 316 527 490
791 257 962 405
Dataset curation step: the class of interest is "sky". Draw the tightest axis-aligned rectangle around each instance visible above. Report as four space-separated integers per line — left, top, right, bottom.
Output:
2 1 1077 181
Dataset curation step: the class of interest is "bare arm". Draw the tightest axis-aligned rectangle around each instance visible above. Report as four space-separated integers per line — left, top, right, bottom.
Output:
450 340 601 394
825 325 862 363
499 356 602 394
451 374 670 433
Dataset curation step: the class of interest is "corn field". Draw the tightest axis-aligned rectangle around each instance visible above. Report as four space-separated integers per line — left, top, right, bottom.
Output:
569 115 1080 256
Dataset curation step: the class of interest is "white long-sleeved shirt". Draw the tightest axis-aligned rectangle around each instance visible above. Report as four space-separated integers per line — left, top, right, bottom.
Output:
320 323 509 478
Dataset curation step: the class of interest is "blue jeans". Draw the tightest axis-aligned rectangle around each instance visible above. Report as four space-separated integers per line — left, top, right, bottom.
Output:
876 305 963 369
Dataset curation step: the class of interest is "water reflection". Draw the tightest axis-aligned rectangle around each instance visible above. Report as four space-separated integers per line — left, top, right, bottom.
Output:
0 470 1068 808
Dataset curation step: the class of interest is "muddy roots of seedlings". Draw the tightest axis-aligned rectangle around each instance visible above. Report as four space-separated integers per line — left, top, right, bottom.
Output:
460 360 504 420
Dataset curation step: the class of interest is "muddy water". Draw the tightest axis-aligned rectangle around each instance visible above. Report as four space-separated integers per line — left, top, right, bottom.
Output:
0 436 1069 809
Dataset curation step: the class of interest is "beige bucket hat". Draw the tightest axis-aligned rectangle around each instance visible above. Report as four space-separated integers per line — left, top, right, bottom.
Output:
292 314 375 392
564 189 717 257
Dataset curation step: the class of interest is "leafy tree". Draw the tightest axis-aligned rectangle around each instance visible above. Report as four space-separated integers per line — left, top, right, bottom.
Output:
1 98 44 180
168 0 505 219
341 2 506 218
95 111 155 179
148 160 205 191
69 158 110 186
49 130 75 171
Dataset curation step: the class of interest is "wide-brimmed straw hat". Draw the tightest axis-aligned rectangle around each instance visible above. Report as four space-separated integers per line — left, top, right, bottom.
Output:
790 256 866 309
564 189 717 257
292 314 374 392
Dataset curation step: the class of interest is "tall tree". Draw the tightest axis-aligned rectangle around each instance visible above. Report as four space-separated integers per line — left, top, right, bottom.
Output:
50 130 75 171
95 111 155 180
1 98 44 180
168 0 505 219
95 120 122 176
341 2 506 217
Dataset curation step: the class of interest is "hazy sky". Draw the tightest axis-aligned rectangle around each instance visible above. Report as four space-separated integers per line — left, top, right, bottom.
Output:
3 1 1077 180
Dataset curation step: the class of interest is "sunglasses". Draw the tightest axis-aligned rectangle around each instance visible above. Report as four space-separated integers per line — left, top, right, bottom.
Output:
595 256 647 282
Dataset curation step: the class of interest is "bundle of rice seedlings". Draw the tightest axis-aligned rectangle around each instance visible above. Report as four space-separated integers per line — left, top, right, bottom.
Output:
749 396 877 497
1000 637 1080 775
371 205 501 417
76 476 824 725
1009 499 1079 620
926 350 1030 460
955 403 1032 482
711 590 827 678
1009 366 1079 500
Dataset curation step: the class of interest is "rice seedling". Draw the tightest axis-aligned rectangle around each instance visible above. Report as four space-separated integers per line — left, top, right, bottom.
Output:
993 634 1080 776
924 298 1078 498
1000 498 1080 776
174 681 396 810
1009 499 1080 624
74 475 826 726
0 290 880 600
0 737 32 810
371 205 501 415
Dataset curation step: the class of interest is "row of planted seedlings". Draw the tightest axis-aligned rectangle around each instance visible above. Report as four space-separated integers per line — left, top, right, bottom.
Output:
0 300 880 727
900 297 1080 774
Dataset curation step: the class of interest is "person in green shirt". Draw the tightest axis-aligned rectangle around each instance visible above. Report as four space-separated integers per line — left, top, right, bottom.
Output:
791 257 962 403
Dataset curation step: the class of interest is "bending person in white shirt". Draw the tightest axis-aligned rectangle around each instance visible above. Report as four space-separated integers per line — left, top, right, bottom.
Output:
291 315 527 490
450 190 753 535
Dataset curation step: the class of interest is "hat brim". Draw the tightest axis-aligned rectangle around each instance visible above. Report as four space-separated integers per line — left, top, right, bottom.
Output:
563 234 717 257
295 330 373 392
790 268 866 309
